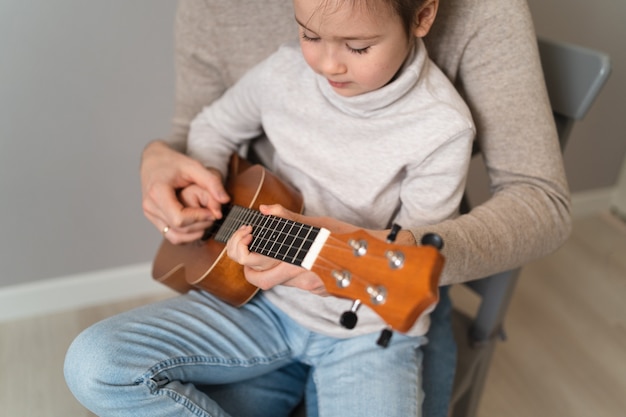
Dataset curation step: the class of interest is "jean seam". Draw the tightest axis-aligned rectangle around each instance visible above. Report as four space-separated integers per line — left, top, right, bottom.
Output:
147 352 292 375
137 352 293 417
156 387 216 417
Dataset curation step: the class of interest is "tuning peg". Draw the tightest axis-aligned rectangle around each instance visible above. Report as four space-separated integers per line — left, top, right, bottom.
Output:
386 223 402 243
377 328 393 348
420 233 444 250
340 300 362 329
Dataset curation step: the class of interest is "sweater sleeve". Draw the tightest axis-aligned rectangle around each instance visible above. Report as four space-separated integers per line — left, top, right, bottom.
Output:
415 0 572 285
187 57 271 176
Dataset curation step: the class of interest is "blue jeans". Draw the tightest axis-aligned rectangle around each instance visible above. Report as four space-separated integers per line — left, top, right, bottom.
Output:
301 286 456 417
65 291 428 417
422 286 457 417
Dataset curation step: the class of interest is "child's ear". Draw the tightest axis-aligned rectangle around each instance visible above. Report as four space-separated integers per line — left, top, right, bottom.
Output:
412 0 439 38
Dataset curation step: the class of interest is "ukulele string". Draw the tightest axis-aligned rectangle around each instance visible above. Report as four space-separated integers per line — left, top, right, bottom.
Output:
311 235 398 288
211 207 400 287
213 206 321 265
322 235 397 262
310 256 387 299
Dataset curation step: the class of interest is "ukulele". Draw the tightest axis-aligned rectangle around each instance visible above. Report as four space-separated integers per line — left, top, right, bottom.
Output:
152 154 444 333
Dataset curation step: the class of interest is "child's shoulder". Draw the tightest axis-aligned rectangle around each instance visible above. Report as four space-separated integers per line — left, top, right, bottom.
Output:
246 41 309 85
267 41 306 67
252 41 302 70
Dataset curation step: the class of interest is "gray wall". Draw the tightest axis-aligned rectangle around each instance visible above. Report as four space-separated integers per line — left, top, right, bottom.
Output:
527 0 626 192
1 1 625 289
467 0 626 205
0 1 176 287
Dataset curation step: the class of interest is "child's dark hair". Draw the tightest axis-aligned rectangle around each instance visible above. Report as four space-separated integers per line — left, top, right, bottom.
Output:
341 0 426 36
384 0 426 36
315 0 426 38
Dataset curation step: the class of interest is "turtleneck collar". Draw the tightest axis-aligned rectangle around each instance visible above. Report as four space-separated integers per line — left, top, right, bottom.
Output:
314 38 427 118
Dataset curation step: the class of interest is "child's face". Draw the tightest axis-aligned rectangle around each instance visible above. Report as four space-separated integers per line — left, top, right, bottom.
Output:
294 0 413 97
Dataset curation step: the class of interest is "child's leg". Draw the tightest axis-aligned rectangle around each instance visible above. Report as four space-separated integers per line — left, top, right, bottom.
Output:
64 290 303 417
311 332 425 417
200 361 310 416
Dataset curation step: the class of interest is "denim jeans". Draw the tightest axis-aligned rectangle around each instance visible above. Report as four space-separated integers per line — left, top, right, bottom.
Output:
65 291 428 417
422 286 457 417
303 286 457 417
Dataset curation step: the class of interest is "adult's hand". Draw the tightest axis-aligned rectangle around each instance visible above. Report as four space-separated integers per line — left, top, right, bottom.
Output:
140 140 230 244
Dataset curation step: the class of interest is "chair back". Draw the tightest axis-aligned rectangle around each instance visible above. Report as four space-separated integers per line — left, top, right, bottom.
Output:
450 38 611 417
462 37 611 343
539 38 611 146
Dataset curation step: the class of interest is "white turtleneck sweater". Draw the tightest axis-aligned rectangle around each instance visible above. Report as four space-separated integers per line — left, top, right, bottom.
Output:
188 39 474 337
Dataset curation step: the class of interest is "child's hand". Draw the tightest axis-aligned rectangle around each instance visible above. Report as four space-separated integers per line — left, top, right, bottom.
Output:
226 222 329 296
226 225 281 272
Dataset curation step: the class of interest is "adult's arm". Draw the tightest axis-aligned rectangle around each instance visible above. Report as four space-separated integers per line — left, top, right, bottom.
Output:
418 0 572 285
141 0 294 242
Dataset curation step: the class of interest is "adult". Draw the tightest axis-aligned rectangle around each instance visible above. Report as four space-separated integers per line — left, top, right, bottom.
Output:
139 3 569 413
70 0 570 416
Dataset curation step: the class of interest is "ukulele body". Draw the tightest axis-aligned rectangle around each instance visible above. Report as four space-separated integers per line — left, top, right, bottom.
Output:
152 154 304 306
152 155 443 332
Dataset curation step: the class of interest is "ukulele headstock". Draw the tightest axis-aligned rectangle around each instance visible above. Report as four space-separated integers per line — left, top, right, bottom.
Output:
310 229 444 333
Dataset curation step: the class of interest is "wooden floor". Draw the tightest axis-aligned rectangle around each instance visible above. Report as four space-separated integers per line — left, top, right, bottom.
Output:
1 212 625 417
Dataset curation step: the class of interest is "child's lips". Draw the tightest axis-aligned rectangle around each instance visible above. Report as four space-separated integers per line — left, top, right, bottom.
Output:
328 79 350 89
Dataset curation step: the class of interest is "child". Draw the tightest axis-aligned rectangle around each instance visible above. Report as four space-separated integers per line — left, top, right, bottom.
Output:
66 0 474 415
187 0 474 413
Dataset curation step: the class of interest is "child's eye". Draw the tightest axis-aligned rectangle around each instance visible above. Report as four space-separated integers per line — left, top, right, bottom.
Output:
301 32 320 42
348 45 370 55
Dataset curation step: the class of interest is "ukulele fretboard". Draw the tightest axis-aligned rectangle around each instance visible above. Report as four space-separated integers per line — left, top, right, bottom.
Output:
214 206 330 269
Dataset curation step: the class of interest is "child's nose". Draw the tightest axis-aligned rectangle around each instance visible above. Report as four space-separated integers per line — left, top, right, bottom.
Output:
320 47 347 76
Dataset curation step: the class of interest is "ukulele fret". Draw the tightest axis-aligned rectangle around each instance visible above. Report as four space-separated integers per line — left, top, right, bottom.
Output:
251 217 317 266
214 205 321 267
251 215 287 258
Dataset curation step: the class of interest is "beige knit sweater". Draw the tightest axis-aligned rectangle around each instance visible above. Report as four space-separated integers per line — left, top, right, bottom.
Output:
166 0 571 287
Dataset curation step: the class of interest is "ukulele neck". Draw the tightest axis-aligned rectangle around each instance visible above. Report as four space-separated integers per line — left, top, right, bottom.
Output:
214 205 330 270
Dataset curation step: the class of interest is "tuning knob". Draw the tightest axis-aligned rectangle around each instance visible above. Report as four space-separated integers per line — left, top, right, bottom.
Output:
386 223 402 243
420 233 444 250
340 300 362 329
377 328 393 348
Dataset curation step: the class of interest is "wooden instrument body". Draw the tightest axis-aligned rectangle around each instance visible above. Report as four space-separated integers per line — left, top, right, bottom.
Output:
152 155 304 306
152 155 443 332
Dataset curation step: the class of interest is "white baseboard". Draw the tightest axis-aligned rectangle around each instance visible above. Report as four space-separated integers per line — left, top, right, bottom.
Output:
0 263 174 323
571 186 615 219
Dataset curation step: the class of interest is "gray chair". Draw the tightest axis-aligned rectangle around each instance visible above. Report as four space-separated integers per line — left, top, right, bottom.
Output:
448 38 611 417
